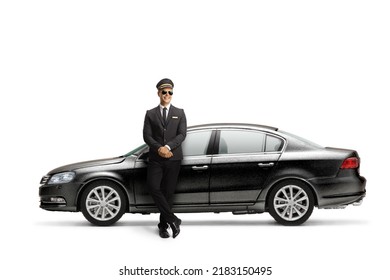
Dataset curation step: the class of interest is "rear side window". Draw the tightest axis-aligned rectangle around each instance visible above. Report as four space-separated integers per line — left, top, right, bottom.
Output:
265 135 284 152
219 130 265 154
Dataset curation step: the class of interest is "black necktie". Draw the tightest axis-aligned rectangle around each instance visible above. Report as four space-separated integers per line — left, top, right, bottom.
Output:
163 107 167 127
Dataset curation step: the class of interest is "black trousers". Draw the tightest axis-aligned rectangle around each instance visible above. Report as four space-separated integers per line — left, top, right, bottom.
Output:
147 159 181 229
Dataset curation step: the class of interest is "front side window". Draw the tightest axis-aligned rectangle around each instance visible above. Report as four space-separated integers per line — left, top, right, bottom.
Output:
182 130 213 156
218 130 265 154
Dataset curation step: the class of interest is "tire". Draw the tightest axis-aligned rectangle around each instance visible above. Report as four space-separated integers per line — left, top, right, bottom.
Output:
80 180 126 226
267 180 314 226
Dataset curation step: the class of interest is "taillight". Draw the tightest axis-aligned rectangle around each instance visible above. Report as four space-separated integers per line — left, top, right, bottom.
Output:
341 157 359 169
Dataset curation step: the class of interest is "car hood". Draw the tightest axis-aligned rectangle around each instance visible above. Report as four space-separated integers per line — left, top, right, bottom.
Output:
48 157 126 174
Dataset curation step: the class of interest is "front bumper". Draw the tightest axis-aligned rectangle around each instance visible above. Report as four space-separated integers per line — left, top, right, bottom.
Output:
39 182 80 212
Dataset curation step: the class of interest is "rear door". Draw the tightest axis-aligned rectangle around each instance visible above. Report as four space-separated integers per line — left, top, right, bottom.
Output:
209 129 284 204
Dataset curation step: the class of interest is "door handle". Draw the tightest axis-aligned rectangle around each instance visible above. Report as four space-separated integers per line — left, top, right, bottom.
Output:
258 162 275 168
192 165 209 171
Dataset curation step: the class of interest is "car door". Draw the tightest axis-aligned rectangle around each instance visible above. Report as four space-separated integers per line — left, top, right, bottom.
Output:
133 129 215 207
174 129 215 206
209 129 284 204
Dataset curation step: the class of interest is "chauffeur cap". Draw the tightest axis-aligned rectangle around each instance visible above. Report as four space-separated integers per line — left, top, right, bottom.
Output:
156 78 174 90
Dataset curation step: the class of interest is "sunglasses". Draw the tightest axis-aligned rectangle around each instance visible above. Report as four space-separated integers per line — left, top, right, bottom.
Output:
162 90 173 96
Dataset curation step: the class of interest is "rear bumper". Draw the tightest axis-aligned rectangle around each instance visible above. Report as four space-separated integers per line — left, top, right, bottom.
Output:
310 173 366 208
318 191 366 209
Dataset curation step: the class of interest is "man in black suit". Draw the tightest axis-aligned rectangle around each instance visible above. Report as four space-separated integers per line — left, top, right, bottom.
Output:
143 78 187 238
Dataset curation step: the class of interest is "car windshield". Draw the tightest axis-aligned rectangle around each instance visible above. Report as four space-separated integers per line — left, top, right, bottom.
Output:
122 144 148 157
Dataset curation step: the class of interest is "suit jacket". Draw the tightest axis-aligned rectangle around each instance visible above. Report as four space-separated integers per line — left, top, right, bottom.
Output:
143 105 187 161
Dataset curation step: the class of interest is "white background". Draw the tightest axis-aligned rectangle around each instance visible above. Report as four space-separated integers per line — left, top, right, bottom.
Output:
1 0 389 279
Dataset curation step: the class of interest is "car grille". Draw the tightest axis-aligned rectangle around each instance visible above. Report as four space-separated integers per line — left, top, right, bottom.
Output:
40 175 50 185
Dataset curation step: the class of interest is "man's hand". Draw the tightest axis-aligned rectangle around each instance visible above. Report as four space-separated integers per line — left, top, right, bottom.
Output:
158 146 173 158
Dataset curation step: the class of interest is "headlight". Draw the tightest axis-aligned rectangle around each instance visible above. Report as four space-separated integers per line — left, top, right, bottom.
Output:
48 172 76 184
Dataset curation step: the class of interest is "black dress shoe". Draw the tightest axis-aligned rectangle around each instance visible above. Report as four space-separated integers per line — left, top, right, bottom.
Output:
159 228 170 238
169 220 180 238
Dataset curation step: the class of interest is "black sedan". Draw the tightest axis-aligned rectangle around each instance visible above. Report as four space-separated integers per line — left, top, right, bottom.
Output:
39 123 366 226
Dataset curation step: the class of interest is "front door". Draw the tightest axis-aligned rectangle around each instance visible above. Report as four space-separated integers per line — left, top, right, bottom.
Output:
133 129 215 208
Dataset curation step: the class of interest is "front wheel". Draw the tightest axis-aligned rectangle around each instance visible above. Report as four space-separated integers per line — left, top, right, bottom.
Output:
268 180 314 226
80 181 126 226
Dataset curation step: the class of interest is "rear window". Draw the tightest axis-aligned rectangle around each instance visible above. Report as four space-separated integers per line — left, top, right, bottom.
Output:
279 130 323 149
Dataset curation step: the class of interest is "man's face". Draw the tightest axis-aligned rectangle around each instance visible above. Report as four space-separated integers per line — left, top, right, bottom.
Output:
158 87 173 106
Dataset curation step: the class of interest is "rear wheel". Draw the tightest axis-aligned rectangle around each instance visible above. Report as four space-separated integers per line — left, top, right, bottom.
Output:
80 181 126 226
268 180 314 226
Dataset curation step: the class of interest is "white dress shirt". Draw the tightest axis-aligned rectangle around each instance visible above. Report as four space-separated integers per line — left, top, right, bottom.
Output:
159 103 171 151
159 103 171 118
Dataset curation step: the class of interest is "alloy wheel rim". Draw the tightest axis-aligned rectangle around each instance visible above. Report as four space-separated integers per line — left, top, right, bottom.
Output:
86 186 121 221
273 185 309 221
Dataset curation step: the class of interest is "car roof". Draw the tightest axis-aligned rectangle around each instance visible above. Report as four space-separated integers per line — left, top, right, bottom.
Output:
187 123 323 151
188 123 278 132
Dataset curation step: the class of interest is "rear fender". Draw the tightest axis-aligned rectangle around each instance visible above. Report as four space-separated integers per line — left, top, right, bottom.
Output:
258 166 320 208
